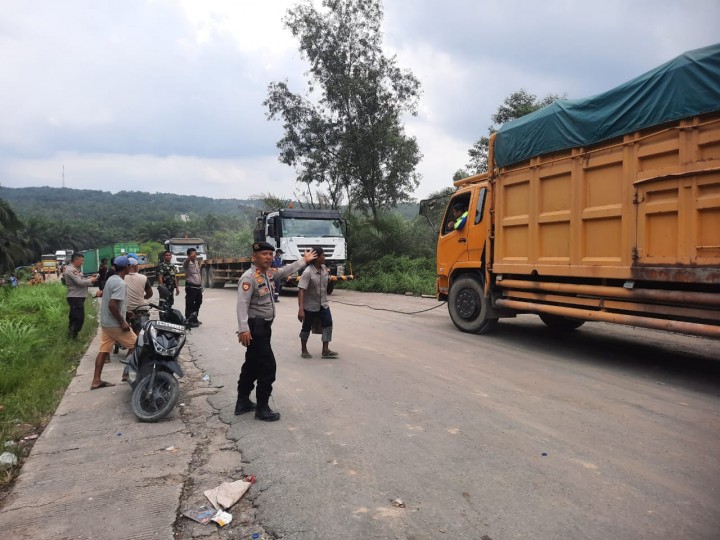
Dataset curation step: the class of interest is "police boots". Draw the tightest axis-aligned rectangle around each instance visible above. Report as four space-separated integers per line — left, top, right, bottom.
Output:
255 401 281 422
234 396 256 416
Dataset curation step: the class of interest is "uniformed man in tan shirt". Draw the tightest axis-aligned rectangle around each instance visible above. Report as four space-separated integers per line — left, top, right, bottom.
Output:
235 242 317 421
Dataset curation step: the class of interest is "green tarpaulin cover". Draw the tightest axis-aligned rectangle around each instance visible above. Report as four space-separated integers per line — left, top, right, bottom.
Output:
494 43 720 168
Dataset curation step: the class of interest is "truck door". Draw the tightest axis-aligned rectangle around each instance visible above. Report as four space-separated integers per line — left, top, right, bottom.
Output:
437 192 472 278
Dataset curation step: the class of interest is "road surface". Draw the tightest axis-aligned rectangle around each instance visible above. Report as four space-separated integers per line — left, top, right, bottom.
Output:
188 287 720 540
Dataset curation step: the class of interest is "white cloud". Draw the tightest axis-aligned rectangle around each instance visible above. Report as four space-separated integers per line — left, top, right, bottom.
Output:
1 0 719 203
0 151 297 198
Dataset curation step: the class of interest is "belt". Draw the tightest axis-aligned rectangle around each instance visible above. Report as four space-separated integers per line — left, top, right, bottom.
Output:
186 283 202 288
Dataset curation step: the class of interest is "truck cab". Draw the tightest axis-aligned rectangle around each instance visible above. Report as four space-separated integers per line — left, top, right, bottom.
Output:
54 250 73 265
435 178 491 300
163 238 207 273
254 208 348 283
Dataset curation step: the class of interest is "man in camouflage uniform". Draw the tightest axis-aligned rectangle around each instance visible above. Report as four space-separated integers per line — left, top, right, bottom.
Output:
235 242 317 421
156 250 180 307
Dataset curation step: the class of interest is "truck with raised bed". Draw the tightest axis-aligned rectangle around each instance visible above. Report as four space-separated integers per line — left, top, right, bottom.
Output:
429 44 720 339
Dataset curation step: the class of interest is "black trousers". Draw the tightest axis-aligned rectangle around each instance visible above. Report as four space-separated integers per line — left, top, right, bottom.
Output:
67 297 86 338
237 319 276 404
185 285 203 319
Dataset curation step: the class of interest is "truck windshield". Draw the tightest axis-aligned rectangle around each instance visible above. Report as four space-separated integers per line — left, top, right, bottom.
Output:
281 218 344 238
170 245 206 255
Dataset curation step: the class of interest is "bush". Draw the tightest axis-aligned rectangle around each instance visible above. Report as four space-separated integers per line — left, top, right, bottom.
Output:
343 255 436 296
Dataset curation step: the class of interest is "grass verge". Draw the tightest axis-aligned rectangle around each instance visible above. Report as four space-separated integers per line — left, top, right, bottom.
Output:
341 255 436 296
0 283 97 489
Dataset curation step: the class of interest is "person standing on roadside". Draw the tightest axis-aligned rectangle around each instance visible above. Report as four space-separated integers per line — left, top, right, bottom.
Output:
64 253 99 339
234 242 317 421
183 248 203 327
91 256 135 390
157 250 180 306
97 258 109 289
125 257 153 333
298 247 338 359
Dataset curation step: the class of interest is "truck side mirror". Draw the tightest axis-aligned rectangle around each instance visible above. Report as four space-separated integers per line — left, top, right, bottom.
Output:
267 218 276 238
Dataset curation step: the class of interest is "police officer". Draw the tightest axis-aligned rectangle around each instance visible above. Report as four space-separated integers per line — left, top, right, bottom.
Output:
235 242 317 421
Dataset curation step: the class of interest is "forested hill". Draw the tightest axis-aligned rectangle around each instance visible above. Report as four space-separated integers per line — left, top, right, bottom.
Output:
0 186 261 223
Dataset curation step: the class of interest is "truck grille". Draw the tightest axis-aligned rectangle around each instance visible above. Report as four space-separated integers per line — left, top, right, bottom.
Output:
296 244 336 258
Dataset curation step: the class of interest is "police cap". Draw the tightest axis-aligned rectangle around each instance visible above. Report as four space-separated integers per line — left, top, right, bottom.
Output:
253 242 275 253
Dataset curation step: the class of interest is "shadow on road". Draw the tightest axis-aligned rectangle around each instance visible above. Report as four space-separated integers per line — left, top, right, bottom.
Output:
465 317 720 396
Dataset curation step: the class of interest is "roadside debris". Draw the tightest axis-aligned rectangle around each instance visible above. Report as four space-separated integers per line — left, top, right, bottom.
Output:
391 498 406 508
181 505 217 525
182 475 257 528
0 452 18 470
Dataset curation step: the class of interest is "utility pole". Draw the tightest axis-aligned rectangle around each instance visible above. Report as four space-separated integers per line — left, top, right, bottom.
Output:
62 165 65 188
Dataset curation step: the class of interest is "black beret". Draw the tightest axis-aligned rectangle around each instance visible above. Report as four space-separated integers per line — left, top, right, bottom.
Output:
253 242 275 252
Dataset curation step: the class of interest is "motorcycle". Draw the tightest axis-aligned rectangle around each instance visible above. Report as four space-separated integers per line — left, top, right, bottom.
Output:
124 287 186 422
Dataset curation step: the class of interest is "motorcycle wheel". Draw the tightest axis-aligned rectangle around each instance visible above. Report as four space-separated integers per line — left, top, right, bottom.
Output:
113 342 120 354
131 371 180 422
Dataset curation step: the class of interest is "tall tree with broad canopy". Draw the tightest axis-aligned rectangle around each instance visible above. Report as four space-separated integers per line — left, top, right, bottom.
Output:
465 89 563 174
264 0 422 220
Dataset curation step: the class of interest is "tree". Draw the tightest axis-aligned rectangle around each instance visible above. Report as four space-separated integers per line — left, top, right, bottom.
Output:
264 0 422 220
0 198 30 272
466 89 563 174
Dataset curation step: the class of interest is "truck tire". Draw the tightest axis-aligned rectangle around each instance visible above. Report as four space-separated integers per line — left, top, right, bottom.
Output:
448 275 498 334
539 314 586 331
327 281 336 295
205 267 225 289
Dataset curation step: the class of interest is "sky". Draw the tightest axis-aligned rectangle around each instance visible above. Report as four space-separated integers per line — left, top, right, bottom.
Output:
1 0 718 202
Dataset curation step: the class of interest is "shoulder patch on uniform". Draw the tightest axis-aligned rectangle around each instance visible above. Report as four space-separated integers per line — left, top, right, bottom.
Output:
242 282 251 291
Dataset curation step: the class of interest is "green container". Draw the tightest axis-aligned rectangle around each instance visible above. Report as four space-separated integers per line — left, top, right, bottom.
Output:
79 249 100 274
81 243 140 274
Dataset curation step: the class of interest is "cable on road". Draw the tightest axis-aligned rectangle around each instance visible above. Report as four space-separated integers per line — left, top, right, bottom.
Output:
330 298 447 315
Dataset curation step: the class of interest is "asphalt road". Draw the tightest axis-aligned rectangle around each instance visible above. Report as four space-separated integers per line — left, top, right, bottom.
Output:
188 287 720 540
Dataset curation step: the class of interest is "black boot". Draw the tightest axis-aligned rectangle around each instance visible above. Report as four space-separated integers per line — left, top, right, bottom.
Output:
234 396 256 415
255 402 280 422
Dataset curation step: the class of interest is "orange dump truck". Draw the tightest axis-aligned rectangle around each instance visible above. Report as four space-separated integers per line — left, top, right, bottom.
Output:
433 44 720 338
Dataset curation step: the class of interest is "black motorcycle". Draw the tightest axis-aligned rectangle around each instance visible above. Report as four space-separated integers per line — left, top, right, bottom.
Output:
124 286 186 422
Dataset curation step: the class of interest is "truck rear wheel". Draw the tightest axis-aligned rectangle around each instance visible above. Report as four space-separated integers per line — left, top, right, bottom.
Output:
448 275 498 334
204 267 225 289
327 281 335 295
539 314 585 331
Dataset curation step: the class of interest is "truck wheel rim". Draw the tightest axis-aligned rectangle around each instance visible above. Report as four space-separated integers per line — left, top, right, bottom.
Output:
456 289 480 319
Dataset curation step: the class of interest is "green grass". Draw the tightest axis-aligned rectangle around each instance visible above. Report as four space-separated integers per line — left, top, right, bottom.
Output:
341 255 437 296
0 283 97 484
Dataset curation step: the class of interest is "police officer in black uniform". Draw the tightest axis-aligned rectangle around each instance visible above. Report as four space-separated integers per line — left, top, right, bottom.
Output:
235 242 317 421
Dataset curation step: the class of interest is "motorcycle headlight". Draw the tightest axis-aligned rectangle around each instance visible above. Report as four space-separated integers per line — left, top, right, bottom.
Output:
152 331 185 357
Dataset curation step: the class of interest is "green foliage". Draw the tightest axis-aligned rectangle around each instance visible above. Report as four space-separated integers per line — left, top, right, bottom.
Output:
347 210 436 266
466 89 565 174
139 241 164 264
207 228 254 258
0 198 31 273
343 255 436 296
0 186 264 266
0 283 98 471
265 0 422 219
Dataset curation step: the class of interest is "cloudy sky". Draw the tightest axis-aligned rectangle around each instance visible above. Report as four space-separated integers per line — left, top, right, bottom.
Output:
1 0 718 201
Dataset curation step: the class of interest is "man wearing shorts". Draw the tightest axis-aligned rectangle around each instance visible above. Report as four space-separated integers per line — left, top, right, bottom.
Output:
91 255 136 390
